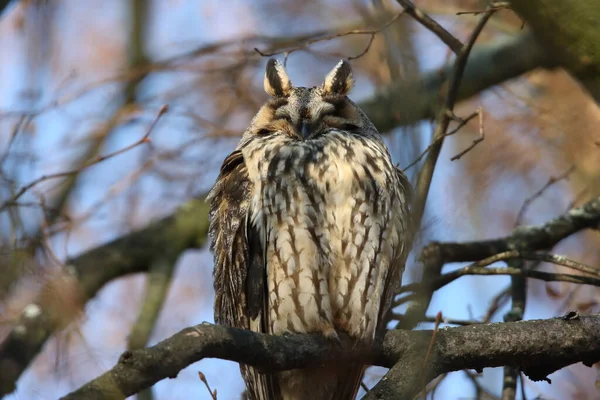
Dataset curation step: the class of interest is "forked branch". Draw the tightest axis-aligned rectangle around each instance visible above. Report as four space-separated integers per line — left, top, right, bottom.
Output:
59 314 600 400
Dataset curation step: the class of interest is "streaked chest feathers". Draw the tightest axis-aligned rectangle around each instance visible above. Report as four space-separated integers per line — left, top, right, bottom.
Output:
240 59 409 342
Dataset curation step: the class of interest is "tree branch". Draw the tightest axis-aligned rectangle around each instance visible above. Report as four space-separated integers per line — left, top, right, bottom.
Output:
395 0 463 54
3 169 598 397
0 198 210 396
509 1 600 103
402 6 498 331
59 314 600 400
425 195 600 266
359 31 555 132
126 255 178 400
396 195 600 328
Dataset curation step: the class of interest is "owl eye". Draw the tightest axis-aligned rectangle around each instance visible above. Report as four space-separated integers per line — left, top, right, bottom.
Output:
278 114 294 124
339 123 360 131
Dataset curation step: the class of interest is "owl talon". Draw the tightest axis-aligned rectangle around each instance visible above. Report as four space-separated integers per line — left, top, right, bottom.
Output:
329 334 343 348
321 328 342 347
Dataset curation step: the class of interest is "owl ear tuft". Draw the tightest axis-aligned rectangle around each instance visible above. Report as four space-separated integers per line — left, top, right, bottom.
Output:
264 58 292 97
323 60 354 95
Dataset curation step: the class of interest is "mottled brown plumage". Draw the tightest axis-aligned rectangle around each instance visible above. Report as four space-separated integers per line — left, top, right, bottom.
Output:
208 59 412 400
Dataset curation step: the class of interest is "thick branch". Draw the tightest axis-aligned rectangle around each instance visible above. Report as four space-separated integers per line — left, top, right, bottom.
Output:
0 199 210 396
127 255 178 400
427 196 600 266
396 195 600 328
360 31 555 131
60 314 600 400
510 1 600 103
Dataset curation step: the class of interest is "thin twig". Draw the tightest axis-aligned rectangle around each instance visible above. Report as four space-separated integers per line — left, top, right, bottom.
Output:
360 381 370 394
403 108 483 170
482 286 511 323
254 11 405 58
198 372 218 400
402 6 498 331
0 105 168 212
436 266 600 288
395 0 463 54
348 34 376 60
450 106 485 161
403 111 477 171
519 372 528 400
456 2 511 16
427 373 448 400
418 315 480 326
515 165 576 226
518 251 600 276
464 370 501 400
399 250 600 293
413 8 495 230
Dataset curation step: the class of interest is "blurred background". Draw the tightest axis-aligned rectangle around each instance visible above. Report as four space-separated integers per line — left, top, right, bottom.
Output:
0 0 599 399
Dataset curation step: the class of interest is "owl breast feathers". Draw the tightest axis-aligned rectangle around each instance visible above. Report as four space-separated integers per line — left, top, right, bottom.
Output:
208 58 412 400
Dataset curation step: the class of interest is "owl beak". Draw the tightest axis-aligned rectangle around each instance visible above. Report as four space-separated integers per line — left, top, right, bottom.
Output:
300 120 311 140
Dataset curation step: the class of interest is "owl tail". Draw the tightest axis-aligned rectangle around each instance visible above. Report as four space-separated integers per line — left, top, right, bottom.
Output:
331 364 367 400
277 363 366 400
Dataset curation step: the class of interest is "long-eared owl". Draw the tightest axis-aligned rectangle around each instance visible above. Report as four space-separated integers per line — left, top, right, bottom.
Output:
208 58 412 400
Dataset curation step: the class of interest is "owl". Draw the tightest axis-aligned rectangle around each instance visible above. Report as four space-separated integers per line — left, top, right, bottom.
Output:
207 58 412 400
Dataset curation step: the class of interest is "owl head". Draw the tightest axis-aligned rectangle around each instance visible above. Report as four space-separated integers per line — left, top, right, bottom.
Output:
250 58 364 140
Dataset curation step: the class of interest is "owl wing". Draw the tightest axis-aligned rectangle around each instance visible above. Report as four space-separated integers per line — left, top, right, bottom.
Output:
207 149 280 400
377 166 413 336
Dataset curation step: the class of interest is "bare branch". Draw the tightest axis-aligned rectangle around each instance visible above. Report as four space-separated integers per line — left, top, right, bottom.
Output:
395 0 463 54
515 165 576 226
450 106 484 161
404 5 498 331
510 1 600 103
413 8 495 230
396 194 600 328
58 315 600 400
254 11 405 59
397 251 600 294
0 196 209 397
360 31 555 132
456 1 511 16
502 259 527 400
126 255 179 400
0 105 168 213
423 195 600 267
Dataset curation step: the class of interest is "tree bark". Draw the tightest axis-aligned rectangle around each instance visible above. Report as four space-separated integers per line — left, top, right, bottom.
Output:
510 0 600 103
59 314 600 400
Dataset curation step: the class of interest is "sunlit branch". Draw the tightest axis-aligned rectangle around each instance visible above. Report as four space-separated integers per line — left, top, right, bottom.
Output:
395 0 463 54
59 314 600 400
402 5 498 331
398 250 600 294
